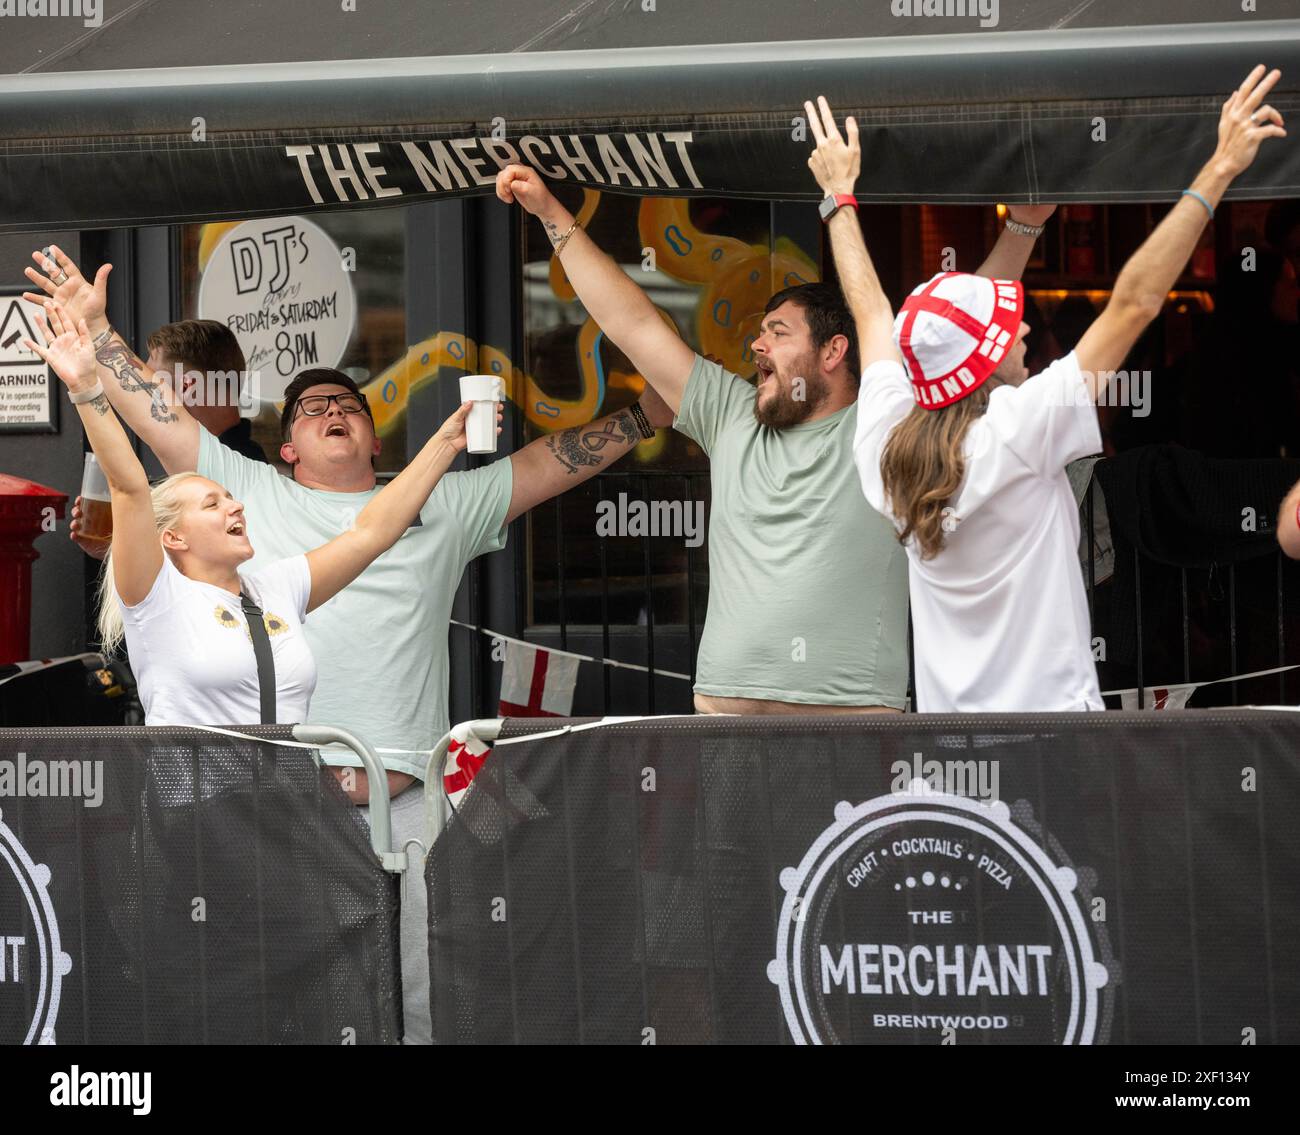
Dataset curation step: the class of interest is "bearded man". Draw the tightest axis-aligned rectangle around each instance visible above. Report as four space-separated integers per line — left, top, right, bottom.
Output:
498 164 927 713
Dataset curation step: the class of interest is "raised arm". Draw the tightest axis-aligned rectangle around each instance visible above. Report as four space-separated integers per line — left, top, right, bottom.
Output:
976 205 1057 280
24 246 201 473
26 304 163 607
505 379 675 524
303 401 482 612
1075 65 1286 397
805 97 901 369
496 165 696 412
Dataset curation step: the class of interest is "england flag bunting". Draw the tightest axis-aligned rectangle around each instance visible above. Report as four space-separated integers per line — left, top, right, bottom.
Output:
1119 684 1196 711
443 641 580 805
498 639 579 718
444 722 493 808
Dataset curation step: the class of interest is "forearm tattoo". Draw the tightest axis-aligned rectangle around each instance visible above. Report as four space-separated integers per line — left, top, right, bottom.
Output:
545 411 639 474
88 392 111 417
96 340 178 424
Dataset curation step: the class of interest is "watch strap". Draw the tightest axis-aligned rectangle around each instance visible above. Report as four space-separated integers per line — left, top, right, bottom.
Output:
819 193 859 223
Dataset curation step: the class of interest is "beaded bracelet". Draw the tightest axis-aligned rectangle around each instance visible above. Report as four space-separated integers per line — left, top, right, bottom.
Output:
629 401 656 439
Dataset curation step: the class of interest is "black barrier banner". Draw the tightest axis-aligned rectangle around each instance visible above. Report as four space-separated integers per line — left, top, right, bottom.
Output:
427 711 1300 1045
0 726 400 1045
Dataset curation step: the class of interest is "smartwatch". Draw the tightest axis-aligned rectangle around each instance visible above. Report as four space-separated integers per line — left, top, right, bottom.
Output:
819 194 859 223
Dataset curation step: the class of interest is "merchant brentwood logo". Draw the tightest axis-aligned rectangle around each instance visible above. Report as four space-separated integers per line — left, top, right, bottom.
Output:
0 0 102 27
0 809 70 1043
769 786 1110 1044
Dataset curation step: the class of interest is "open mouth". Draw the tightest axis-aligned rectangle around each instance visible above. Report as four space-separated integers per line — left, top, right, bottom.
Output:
755 359 776 386
325 422 349 437
227 521 245 537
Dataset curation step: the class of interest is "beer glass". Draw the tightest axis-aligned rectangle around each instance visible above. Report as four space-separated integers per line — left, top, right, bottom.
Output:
79 453 113 544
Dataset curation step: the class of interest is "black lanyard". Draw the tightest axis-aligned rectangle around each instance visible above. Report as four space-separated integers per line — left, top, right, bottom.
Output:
239 589 277 725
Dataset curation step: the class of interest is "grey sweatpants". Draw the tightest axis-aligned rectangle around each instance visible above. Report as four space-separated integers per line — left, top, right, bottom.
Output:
357 786 431 1045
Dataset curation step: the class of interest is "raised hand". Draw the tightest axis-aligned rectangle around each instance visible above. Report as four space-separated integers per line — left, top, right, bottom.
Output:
496 164 558 217
437 399 500 453
25 302 98 392
23 245 111 334
805 95 860 198
69 496 110 560
1214 65 1286 179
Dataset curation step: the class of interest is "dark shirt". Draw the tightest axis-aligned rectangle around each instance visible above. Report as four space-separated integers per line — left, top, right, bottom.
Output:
217 418 270 464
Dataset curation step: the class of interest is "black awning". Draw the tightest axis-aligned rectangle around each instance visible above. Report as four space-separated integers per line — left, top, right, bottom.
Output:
1 12 1297 233
0 0 1254 71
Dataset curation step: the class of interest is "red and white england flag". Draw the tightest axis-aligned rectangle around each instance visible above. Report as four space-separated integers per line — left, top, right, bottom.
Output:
1120 684 1196 711
498 639 579 717
444 722 492 807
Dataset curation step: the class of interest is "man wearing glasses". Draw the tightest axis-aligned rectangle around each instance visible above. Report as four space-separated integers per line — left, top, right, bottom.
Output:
24 245 674 1044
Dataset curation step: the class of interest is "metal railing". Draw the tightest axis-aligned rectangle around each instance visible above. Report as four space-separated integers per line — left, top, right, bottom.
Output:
530 469 707 715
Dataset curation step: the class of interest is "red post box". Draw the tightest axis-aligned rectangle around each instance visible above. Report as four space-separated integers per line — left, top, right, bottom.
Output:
0 474 68 665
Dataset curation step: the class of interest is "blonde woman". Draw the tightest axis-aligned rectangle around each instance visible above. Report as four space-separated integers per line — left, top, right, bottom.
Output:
28 301 496 726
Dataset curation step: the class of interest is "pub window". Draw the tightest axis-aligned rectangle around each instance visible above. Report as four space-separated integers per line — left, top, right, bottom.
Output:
519 188 818 635
177 210 408 473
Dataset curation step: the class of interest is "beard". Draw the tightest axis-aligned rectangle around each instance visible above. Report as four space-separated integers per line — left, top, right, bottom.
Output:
752 359 830 429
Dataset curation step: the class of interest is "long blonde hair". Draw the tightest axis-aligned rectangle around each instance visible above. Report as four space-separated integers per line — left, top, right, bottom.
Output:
879 387 991 561
97 471 206 654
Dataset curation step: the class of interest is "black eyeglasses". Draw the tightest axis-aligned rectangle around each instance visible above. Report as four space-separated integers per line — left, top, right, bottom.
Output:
292 392 368 421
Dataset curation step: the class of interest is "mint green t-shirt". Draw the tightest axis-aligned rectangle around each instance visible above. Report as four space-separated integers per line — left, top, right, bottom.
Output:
675 354 909 707
199 429 513 778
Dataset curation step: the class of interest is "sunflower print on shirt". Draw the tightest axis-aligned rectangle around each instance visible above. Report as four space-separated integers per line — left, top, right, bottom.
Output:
213 604 290 639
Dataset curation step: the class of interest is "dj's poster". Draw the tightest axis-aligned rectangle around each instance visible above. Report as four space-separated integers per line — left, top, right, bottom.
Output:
0 291 57 434
197 216 357 406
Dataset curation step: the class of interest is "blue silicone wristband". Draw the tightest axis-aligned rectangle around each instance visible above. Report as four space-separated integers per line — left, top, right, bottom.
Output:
1181 189 1215 220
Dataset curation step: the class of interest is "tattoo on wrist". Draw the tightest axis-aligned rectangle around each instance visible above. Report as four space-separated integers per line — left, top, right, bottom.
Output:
616 410 640 446
88 392 111 417
544 412 638 474
91 327 114 350
95 341 178 425
542 217 579 255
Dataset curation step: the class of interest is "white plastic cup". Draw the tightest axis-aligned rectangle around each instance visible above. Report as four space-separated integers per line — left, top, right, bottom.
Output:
459 374 504 455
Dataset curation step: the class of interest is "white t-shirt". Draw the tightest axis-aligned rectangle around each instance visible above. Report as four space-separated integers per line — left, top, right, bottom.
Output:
198 429 513 778
118 553 316 727
853 352 1104 713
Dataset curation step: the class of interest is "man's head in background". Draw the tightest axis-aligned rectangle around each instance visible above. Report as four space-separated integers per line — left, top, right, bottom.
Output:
145 320 249 436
